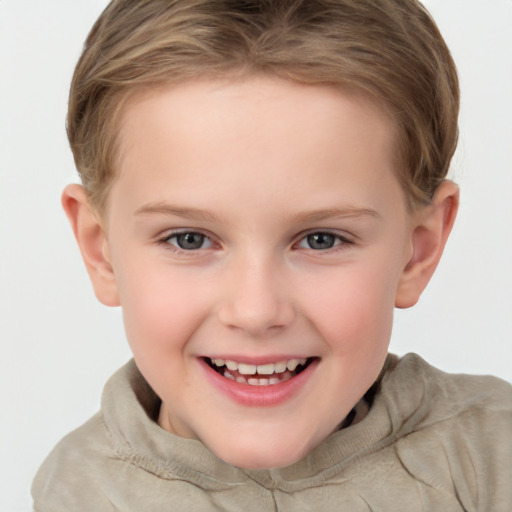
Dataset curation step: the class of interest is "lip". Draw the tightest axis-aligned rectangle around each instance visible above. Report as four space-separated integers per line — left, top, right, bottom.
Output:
198 356 319 407
201 354 310 366
202 354 309 366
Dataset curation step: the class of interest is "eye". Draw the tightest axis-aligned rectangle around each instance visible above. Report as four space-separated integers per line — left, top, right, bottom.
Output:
164 231 213 251
297 232 347 250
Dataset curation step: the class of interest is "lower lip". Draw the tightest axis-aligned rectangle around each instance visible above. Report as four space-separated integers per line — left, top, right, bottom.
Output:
199 358 319 407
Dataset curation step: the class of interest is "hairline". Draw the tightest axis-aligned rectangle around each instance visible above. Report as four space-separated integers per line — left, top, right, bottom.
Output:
87 70 418 219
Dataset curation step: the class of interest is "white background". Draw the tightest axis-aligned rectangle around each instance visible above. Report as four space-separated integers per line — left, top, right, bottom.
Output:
0 1 511 510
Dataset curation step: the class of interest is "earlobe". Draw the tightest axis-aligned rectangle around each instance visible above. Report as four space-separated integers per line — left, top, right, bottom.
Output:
395 180 459 309
62 184 120 307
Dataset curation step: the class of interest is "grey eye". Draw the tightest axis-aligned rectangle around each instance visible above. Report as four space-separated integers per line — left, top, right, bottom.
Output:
168 232 211 250
306 233 336 250
298 232 344 250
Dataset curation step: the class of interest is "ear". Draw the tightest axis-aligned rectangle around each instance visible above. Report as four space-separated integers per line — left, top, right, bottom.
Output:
62 184 120 307
395 180 459 309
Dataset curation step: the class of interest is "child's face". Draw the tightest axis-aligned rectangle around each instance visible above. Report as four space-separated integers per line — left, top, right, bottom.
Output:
102 76 414 469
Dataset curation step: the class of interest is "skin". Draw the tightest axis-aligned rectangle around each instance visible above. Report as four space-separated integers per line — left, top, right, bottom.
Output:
63 76 458 469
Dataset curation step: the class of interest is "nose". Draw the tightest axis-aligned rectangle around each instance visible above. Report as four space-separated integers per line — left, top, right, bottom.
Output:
217 253 296 337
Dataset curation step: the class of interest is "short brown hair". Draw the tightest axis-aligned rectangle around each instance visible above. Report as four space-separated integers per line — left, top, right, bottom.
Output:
68 0 459 211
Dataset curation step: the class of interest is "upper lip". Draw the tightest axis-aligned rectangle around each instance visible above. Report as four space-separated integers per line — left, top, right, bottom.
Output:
200 355 315 366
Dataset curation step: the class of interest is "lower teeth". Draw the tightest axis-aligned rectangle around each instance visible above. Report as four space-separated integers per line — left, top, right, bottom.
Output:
223 369 292 386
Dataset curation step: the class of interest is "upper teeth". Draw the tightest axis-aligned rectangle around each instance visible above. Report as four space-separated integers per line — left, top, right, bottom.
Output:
212 358 307 375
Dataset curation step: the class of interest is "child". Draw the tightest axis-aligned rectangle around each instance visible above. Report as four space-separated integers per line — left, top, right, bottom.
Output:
32 0 512 510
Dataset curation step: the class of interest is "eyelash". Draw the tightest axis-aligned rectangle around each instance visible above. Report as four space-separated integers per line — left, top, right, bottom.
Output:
294 230 353 252
158 229 353 254
159 230 214 253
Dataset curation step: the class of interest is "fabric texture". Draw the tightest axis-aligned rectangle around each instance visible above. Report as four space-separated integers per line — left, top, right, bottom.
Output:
32 353 512 511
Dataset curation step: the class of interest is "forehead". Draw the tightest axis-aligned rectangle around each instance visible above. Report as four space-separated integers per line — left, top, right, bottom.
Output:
119 76 396 151
112 76 404 217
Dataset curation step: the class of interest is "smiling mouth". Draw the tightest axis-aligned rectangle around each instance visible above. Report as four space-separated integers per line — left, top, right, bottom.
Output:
204 357 316 386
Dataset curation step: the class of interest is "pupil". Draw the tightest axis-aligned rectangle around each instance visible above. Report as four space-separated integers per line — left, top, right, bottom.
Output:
177 233 204 250
308 233 335 250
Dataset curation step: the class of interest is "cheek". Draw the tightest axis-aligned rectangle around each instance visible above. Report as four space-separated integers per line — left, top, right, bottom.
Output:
303 260 400 353
115 262 210 359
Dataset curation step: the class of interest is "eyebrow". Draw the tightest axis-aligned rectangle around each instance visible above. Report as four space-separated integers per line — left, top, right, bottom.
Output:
135 202 221 222
135 202 381 223
290 207 382 223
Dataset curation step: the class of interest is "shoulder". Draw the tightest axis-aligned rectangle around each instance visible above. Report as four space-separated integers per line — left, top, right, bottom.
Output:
388 353 512 425
32 412 121 511
386 353 512 510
